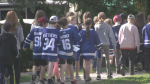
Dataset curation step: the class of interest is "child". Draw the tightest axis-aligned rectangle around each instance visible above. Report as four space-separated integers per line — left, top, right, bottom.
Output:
95 12 116 79
58 17 81 84
23 17 49 84
41 16 60 84
118 14 140 76
142 14 150 73
0 22 18 84
77 18 101 82
112 15 122 74
68 16 81 80
30 10 46 82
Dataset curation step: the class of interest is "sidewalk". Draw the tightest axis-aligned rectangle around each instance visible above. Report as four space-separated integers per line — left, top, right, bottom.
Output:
20 70 146 84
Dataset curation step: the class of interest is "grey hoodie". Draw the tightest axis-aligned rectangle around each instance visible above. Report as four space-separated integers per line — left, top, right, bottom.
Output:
1 25 24 49
95 22 116 49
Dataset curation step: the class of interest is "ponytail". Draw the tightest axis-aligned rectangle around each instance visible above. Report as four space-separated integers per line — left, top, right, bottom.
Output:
86 26 90 39
84 18 92 39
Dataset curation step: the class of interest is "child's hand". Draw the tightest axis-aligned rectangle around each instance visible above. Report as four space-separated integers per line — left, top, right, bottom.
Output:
22 47 27 51
30 48 33 50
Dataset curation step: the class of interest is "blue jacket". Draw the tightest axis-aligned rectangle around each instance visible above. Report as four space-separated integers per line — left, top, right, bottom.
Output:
41 27 60 61
142 24 150 48
76 29 101 60
23 26 45 59
58 28 81 59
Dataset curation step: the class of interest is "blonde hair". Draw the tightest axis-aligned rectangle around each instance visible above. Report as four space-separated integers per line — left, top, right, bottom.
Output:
98 12 106 23
5 11 21 32
93 16 98 24
33 10 45 25
104 18 113 27
67 16 76 23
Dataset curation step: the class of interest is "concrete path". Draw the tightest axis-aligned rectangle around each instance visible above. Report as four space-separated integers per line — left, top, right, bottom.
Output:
20 70 146 84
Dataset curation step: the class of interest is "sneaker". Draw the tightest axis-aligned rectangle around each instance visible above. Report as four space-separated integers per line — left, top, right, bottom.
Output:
52 76 55 82
137 62 143 71
3 77 8 84
36 76 40 82
38 80 45 84
47 81 55 84
75 75 81 81
120 65 125 76
71 80 77 84
85 77 92 83
60 82 65 84
30 80 35 84
65 76 71 82
107 75 113 79
96 76 101 80
56 79 61 82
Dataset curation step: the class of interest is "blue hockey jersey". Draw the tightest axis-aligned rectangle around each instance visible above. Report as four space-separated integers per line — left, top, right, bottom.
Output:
76 29 101 60
142 24 150 48
41 27 60 60
23 26 45 59
58 28 81 59
68 25 79 45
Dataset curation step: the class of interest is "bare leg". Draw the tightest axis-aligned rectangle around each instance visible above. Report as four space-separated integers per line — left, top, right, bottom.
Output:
40 66 46 81
60 64 66 82
33 65 38 75
68 64 74 81
85 59 92 80
75 61 79 76
48 62 54 79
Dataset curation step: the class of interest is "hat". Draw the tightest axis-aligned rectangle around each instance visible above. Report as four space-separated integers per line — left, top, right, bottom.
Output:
128 14 135 20
49 16 58 22
39 17 49 23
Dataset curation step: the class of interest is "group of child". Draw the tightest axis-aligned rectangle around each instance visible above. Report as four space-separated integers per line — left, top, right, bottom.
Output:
1 9 150 84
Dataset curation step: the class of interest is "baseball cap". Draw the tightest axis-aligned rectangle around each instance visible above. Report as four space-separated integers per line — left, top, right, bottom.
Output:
49 16 58 22
39 17 49 23
128 14 135 20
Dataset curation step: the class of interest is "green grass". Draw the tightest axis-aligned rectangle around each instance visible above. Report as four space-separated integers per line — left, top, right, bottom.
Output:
8 66 116 83
86 74 150 84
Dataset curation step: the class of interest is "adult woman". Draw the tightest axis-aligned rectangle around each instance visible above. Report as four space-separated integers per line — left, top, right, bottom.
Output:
1 11 24 84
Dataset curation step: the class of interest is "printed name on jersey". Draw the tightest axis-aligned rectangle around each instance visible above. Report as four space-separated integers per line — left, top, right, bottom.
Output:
43 33 58 38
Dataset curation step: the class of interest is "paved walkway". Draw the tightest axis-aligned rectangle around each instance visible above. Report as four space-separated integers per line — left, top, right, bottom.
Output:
20 70 146 84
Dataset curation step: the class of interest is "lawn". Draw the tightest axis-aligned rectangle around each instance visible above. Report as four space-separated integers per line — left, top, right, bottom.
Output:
8 66 116 83
86 74 150 84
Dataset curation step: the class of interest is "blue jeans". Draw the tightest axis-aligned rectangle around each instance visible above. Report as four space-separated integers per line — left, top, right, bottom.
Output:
0 64 14 84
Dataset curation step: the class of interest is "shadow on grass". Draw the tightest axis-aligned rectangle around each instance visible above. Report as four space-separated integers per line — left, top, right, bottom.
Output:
86 74 150 84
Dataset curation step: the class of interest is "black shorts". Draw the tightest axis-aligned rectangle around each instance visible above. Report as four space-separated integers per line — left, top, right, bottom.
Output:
59 58 73 64
33 58 47 66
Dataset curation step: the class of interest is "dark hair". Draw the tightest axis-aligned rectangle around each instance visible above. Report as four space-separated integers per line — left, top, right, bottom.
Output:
120 13 127 24
84 18 92 39
135 12 147 29
3 22 12 32
38 23 45 26
83 12 91 22
66 12 75 18
55 23 61 30
147 14 150 23
58 17 68 28
49 21 57 24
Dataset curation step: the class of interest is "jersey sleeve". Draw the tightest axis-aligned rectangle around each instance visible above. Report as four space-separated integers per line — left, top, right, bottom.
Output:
75 31 83 61
142 25 146 40
93 31 101 50
72 29 82 42
57 31 60 47
23 29 34 48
